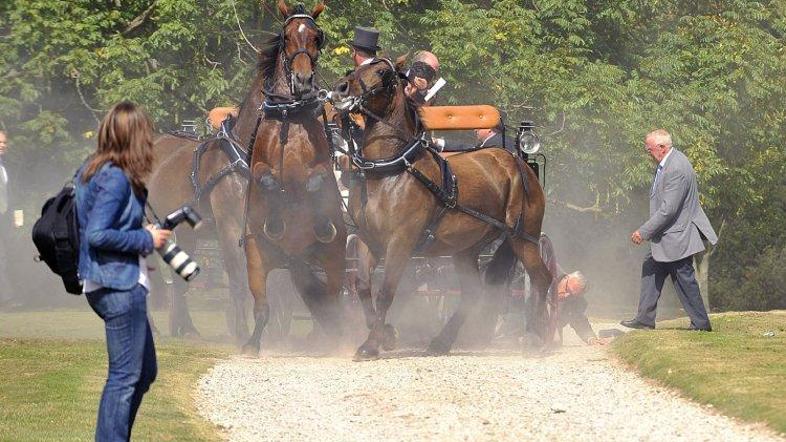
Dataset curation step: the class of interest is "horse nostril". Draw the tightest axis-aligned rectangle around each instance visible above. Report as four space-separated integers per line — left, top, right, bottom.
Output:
336 82 349 94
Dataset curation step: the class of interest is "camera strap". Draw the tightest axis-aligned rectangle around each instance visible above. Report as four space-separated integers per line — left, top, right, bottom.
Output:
144 201 163 227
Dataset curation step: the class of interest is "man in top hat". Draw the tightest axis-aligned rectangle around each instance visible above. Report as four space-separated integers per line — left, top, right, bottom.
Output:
351 26 381 67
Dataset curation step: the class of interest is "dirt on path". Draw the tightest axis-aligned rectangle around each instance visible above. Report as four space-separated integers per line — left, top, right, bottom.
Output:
196 336 783 442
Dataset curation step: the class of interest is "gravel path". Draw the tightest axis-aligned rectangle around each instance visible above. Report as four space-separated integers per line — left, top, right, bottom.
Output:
196 333 783 442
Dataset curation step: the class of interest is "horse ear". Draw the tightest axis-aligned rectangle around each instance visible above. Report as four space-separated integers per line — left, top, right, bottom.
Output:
395 53 409 72
277 0 290 17
311 2 325 19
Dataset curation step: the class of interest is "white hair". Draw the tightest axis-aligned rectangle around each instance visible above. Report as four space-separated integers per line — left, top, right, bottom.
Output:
646 129 672 147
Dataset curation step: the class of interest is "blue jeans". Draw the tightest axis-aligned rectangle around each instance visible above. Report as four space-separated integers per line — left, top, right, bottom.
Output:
86 284 157 442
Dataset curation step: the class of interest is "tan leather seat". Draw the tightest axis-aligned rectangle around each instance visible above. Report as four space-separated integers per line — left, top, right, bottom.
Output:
207 107 239 131
418 105 501 131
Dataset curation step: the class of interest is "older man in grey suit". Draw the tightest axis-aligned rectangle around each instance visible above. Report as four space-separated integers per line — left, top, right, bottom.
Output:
622 129 718 331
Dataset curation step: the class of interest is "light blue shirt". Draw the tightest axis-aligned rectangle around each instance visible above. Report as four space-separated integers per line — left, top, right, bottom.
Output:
651 148 673 195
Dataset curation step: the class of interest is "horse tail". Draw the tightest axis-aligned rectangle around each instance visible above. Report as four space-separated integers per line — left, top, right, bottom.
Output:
484 239 517 286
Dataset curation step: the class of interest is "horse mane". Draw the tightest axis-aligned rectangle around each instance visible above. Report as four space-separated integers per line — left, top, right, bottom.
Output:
257 33 282 80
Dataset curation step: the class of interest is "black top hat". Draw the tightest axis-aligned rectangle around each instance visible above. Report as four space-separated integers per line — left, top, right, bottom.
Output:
352 26 381 52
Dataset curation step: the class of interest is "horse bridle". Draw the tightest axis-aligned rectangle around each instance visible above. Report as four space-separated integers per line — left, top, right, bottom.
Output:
273 14 326 98
339 59 419 139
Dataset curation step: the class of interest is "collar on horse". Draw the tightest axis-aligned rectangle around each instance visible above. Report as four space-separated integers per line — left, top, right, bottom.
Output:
351 134 426 174
262 97 323 121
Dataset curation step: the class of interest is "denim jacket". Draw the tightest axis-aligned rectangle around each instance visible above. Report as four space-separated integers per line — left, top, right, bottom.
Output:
75 162 154 291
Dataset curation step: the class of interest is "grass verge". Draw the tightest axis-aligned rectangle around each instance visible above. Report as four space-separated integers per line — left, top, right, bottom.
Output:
0 337 232 441
611 311 786 435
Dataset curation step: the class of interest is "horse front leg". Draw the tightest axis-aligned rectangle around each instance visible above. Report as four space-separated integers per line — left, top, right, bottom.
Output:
354 241 413 361
323 238 349 343
216 220 251 343
355 238 379 330
242 236 271 356
427 251 482 355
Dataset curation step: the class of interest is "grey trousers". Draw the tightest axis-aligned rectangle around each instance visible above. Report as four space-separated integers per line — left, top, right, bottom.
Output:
636 252 711 329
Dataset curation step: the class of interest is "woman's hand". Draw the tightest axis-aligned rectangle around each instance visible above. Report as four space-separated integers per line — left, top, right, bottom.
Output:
145 225 172 249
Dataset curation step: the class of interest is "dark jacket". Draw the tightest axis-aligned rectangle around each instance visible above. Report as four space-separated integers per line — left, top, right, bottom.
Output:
557 296 596 344
0 159 14 235
540 233 596 344
75 162 154 291
442 132 516 152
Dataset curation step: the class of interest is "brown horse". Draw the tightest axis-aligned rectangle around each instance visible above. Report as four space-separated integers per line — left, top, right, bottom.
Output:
331 57 552 359
147 130 252 340
146 17 276 340
241 1 347 354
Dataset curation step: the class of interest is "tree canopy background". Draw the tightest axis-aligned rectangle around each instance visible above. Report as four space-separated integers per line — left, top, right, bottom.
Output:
1 0 785 311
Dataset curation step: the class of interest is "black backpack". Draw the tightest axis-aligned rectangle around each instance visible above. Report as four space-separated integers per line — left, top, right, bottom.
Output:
32 182 83 295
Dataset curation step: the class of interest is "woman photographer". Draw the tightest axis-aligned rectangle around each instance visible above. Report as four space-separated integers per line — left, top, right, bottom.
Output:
75 101 171 441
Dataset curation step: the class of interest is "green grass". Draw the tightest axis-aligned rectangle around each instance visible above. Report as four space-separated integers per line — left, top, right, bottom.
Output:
0 310 234 341
611 311 786 435
0 309 234 441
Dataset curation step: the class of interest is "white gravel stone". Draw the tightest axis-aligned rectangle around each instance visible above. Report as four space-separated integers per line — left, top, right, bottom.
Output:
196 329 784 442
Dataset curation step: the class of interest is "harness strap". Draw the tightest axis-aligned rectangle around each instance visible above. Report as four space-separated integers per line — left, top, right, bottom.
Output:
406 165 455 208
239 114 264 247
352 136 425 174
196 148 251 203
190 120 252 205
405 155 540 247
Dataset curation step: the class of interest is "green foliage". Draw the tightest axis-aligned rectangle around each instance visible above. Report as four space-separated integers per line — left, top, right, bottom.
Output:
1 0 784 309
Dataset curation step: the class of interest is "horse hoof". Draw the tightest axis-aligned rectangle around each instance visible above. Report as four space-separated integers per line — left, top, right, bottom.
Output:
353 346 379 362
426 339 451 356
381 324 399 351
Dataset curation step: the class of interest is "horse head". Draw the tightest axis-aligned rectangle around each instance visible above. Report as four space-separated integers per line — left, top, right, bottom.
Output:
332 56 407 117
275 0 326 97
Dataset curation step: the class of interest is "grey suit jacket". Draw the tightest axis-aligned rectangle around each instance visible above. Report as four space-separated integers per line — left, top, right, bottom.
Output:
639 149 718 262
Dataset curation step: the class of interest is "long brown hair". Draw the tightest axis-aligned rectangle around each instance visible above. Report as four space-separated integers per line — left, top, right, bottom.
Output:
82 101 154 195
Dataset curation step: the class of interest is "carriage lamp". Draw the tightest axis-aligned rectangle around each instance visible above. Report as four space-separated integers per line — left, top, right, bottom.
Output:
516 120 541 155
181 120 198 135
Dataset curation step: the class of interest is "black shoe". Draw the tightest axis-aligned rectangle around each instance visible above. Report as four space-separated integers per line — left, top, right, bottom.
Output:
620 319 655 330
688 325 712 332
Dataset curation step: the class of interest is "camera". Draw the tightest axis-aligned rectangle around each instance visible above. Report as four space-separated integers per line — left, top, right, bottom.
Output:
156 206 202 282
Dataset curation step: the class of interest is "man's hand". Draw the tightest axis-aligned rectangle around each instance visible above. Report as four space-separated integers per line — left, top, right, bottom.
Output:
631 230 643 245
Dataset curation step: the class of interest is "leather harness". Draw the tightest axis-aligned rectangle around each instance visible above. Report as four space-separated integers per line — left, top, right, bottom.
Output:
334 59 540 250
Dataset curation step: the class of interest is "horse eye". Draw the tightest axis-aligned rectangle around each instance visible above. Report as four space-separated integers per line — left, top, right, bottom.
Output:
376 69 385 76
